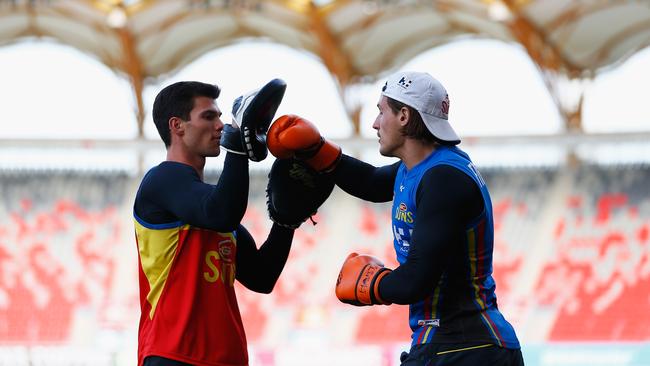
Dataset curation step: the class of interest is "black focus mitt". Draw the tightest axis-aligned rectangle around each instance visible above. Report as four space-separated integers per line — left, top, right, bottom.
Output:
221 78 287 161
266 158 335 229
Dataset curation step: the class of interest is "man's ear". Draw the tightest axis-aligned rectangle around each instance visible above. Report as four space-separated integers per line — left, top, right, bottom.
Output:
398 107 410 127
169 117 184 136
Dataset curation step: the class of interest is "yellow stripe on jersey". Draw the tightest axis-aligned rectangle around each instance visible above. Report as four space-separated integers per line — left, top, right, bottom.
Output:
436 343 493 355
422 326 433 342
480 312 503 347
466 227 486 309
134 219 190 319
430 280 442 320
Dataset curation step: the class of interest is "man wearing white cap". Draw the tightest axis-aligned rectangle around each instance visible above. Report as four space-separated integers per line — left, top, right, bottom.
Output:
266 71 523 365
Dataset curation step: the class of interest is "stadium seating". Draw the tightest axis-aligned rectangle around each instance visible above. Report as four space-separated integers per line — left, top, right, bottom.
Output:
0 171 133 344
1 164 649 362
533 165 650 341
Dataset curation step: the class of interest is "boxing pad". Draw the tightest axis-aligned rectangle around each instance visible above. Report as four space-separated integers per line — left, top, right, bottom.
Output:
266 158 335 229
221 78 287 161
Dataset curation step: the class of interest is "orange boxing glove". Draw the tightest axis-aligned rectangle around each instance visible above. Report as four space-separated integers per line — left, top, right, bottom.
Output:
335 253 392 306
267 114 342 172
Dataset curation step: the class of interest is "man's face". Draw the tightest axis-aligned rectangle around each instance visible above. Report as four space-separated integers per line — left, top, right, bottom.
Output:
182 96 224 157
373 95 405 158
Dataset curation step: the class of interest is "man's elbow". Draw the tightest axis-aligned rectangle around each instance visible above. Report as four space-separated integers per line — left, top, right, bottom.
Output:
252 282 276 294
242 277 277 294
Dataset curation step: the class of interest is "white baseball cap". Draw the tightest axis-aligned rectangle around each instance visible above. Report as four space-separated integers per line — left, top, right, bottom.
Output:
381 71 460 145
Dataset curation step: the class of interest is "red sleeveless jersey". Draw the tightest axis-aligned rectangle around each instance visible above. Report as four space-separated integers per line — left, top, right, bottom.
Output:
134 217 247 366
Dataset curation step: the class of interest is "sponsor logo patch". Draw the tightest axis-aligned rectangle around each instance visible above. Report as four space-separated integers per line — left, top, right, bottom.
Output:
397 76 412 89
418 319 440 327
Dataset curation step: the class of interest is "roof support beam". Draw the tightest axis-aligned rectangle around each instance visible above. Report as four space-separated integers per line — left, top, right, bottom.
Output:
501 0 586 132
115 26 146 139
306 2 362 134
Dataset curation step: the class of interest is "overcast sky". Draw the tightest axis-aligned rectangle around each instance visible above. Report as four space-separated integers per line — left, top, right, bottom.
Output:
0 39 648 169
1 39 649 139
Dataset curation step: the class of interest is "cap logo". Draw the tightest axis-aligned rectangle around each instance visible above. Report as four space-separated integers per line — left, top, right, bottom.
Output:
382 82 387 92
397 76 412 89
441 94 450 116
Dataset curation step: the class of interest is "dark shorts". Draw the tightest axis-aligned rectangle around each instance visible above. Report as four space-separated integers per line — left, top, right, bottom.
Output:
400 342 524 366
143 356 193 366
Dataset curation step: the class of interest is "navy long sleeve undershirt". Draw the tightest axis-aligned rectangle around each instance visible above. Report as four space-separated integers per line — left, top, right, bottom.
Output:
134 152 294 293
235 223 294 293
134 152 249 231
334 154 400 203
334 154 484 304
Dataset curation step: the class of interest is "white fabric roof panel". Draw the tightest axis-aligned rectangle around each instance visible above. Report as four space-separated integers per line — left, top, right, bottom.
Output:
1 0 649 134
1 0 649 79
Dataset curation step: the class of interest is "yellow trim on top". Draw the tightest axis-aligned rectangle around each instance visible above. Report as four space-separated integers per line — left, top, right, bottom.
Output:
466 228 486 309
480 312 503 347
134 219 189 319
422 326 433 343
431 282 441 320
436 343 493 355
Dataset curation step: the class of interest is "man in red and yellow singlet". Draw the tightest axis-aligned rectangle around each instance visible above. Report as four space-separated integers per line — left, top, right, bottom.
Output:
134 81 294 366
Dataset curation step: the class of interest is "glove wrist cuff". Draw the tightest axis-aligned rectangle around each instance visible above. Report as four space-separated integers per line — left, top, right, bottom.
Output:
304 140 342 173
371 269 391 305
220 124 246 155
221 147 247 156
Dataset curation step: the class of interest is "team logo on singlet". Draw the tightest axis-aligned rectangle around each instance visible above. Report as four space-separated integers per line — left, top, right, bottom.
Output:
395 202 414 223
218 239 235 263
204 238 236 285
467 162 486 187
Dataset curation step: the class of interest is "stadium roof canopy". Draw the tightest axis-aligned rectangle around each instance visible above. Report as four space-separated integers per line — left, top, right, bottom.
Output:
1 0 649 137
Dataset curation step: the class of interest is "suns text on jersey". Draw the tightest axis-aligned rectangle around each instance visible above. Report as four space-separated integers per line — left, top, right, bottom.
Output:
394 202 414 223
203 250 236 286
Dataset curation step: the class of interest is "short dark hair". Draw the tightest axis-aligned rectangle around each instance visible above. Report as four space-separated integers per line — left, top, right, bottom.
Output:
385 97 438 145
152 81 221 147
